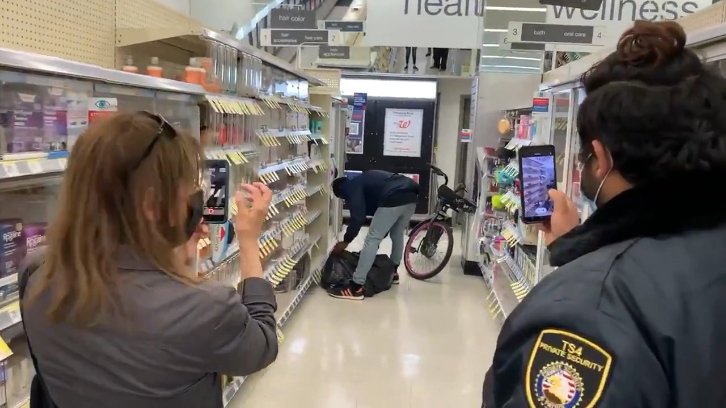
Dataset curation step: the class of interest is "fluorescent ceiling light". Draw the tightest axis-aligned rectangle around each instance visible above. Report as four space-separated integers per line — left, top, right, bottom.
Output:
340 78 437 99
484 28 509 32
481 55 541 61
486 6 547 12
480 65 541 70
482 43 499 47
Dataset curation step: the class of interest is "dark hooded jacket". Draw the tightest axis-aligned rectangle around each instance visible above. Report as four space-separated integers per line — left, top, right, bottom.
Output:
483 177 726 407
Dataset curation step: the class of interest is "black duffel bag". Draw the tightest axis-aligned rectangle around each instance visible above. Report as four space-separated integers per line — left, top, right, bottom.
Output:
321 251 395 297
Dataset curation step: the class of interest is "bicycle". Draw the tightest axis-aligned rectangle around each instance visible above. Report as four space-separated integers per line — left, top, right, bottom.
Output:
404 164 477 280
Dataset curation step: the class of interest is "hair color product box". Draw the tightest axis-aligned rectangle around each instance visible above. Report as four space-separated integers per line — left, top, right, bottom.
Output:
24 223 47 253
0 220 26 277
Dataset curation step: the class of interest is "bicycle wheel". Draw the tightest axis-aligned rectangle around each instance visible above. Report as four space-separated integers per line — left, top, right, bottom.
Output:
403 220 454 280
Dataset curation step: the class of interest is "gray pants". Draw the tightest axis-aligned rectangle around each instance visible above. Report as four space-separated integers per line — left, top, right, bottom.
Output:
352 203 417 285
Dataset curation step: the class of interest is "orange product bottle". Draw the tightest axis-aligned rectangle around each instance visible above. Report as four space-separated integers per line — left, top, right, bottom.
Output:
147 57 163 78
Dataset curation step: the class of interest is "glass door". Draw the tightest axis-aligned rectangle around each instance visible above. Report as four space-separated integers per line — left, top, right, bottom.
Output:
567 87 590 219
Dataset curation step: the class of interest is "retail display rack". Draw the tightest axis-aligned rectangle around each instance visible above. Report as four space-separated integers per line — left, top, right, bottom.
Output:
472 112 542 322
0 23 344 406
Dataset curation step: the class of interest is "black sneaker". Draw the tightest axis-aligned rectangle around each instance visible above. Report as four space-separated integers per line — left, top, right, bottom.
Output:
404 65 409 71
392 272 400 285
328 282 364 300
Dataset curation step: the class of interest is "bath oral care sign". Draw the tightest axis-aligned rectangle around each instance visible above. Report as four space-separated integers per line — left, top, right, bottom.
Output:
366 0 484 48
545 0 714 51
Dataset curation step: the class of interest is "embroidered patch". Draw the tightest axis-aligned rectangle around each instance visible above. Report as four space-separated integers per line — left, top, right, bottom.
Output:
525 329 613 408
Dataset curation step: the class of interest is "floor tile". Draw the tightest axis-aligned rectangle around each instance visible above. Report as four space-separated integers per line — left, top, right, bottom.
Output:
229 228 500 407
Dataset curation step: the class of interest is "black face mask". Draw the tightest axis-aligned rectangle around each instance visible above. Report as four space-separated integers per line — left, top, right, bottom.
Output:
184 190 204 242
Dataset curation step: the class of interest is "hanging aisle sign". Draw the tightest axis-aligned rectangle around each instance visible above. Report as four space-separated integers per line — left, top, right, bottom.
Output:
545 0 712 50
507 22 608 46
366 0 483 48
260 29 340 46
321 21 365 32
383 108 424 158
270 9 317 29
319 46 350 59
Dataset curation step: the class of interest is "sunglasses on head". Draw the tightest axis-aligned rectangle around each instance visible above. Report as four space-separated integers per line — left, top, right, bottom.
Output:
131 111 178 171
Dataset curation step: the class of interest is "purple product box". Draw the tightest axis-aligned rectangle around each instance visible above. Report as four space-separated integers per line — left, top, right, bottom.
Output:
0 220 26 277
24 223 47 253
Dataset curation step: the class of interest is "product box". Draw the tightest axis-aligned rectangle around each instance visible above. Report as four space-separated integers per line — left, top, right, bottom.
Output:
0 85 44 153
0 220 25 277
24 223 47 253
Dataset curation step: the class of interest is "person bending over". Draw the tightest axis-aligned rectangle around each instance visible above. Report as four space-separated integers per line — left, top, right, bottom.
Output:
329 170 419 300
20 112 277 408
483 21 726 407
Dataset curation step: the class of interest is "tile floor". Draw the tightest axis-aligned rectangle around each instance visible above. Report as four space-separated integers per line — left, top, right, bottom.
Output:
230 228 500 407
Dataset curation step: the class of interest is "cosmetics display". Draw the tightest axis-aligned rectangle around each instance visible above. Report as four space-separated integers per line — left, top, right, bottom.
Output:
0 26 344 404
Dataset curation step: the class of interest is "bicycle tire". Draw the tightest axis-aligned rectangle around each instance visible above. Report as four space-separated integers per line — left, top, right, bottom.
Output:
403 220 454 280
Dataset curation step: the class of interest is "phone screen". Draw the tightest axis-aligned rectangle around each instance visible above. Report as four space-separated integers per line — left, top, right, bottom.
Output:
203 160 229 223
520 149 557 222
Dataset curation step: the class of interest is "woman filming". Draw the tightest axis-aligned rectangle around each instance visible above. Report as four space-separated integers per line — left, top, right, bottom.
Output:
483 21 726 407
20 112 278 407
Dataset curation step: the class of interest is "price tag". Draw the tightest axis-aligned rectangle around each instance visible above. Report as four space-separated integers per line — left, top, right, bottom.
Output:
227 152 242 165
0 336 12 361
1 162 20 178
26 159 43 174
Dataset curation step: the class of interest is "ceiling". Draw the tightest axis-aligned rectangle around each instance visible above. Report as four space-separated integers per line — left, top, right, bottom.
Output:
479 0 547 74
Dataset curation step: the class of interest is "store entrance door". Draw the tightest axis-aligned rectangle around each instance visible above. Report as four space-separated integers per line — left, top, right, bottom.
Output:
346 97 436 214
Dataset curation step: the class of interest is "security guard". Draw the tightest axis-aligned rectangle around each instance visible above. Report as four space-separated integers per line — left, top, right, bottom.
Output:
483 21 726 407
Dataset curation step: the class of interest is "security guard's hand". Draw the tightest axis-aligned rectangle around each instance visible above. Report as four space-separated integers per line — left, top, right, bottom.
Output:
540 189 580 245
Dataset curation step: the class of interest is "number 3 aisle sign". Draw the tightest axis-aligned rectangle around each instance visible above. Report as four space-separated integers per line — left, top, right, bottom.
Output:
383 108 424 158
507 22 608 46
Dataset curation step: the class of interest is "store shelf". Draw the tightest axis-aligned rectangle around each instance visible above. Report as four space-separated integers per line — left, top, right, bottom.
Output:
482 263 520 319
306 209 323 226
0 47 206 95
222 376 246 407
276 273 314 328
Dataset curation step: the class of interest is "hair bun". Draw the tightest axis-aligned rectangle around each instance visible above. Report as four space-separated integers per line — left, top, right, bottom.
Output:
617 21 686 67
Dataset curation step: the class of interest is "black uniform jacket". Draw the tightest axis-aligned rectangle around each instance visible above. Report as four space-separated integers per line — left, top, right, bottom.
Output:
483 178 726 408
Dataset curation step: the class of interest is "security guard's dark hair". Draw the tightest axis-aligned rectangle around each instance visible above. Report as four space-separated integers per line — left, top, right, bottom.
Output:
577 20 726 184
332 176 348 198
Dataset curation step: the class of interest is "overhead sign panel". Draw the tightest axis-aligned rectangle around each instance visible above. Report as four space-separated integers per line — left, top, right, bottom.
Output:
539 0 603 11
319 46 350 59
507 22 607 46
270 9 317 29
366 0 483 48
322 20 365 32
545 0 711 49
260 29 339 46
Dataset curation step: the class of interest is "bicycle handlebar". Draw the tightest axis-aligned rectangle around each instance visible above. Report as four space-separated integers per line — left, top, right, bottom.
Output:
428 163 448 186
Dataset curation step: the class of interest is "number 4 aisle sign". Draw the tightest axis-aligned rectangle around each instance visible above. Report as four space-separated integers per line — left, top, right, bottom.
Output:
507 22 607 46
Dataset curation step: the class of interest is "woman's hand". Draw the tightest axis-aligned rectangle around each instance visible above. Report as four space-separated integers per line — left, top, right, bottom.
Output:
540 189 580 246
234 183 272 280
234 183 272 241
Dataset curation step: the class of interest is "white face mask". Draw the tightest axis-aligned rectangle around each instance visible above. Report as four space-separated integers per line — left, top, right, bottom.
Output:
578 152 613 210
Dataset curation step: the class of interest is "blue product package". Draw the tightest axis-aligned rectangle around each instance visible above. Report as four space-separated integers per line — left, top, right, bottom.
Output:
0 220 25 277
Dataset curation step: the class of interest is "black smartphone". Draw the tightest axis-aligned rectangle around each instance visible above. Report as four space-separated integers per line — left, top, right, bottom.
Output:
518 145 557 224
203 159 230 224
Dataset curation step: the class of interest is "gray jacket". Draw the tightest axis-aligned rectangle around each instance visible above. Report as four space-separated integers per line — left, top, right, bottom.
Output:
21 248 278 408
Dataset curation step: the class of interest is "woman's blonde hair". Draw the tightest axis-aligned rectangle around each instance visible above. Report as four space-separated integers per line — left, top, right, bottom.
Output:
32 112 203 325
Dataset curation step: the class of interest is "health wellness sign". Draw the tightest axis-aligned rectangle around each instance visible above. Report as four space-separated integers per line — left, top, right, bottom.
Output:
366 0 483 48
546 0 712 49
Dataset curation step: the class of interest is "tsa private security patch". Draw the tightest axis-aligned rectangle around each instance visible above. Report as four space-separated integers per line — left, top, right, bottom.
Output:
525 329 613 408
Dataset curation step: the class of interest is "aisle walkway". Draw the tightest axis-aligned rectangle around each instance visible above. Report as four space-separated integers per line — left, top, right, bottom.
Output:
231 229 499 407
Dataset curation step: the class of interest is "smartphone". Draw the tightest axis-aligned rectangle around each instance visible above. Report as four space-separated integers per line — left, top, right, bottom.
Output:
203 159 230 224
518 145 557 224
